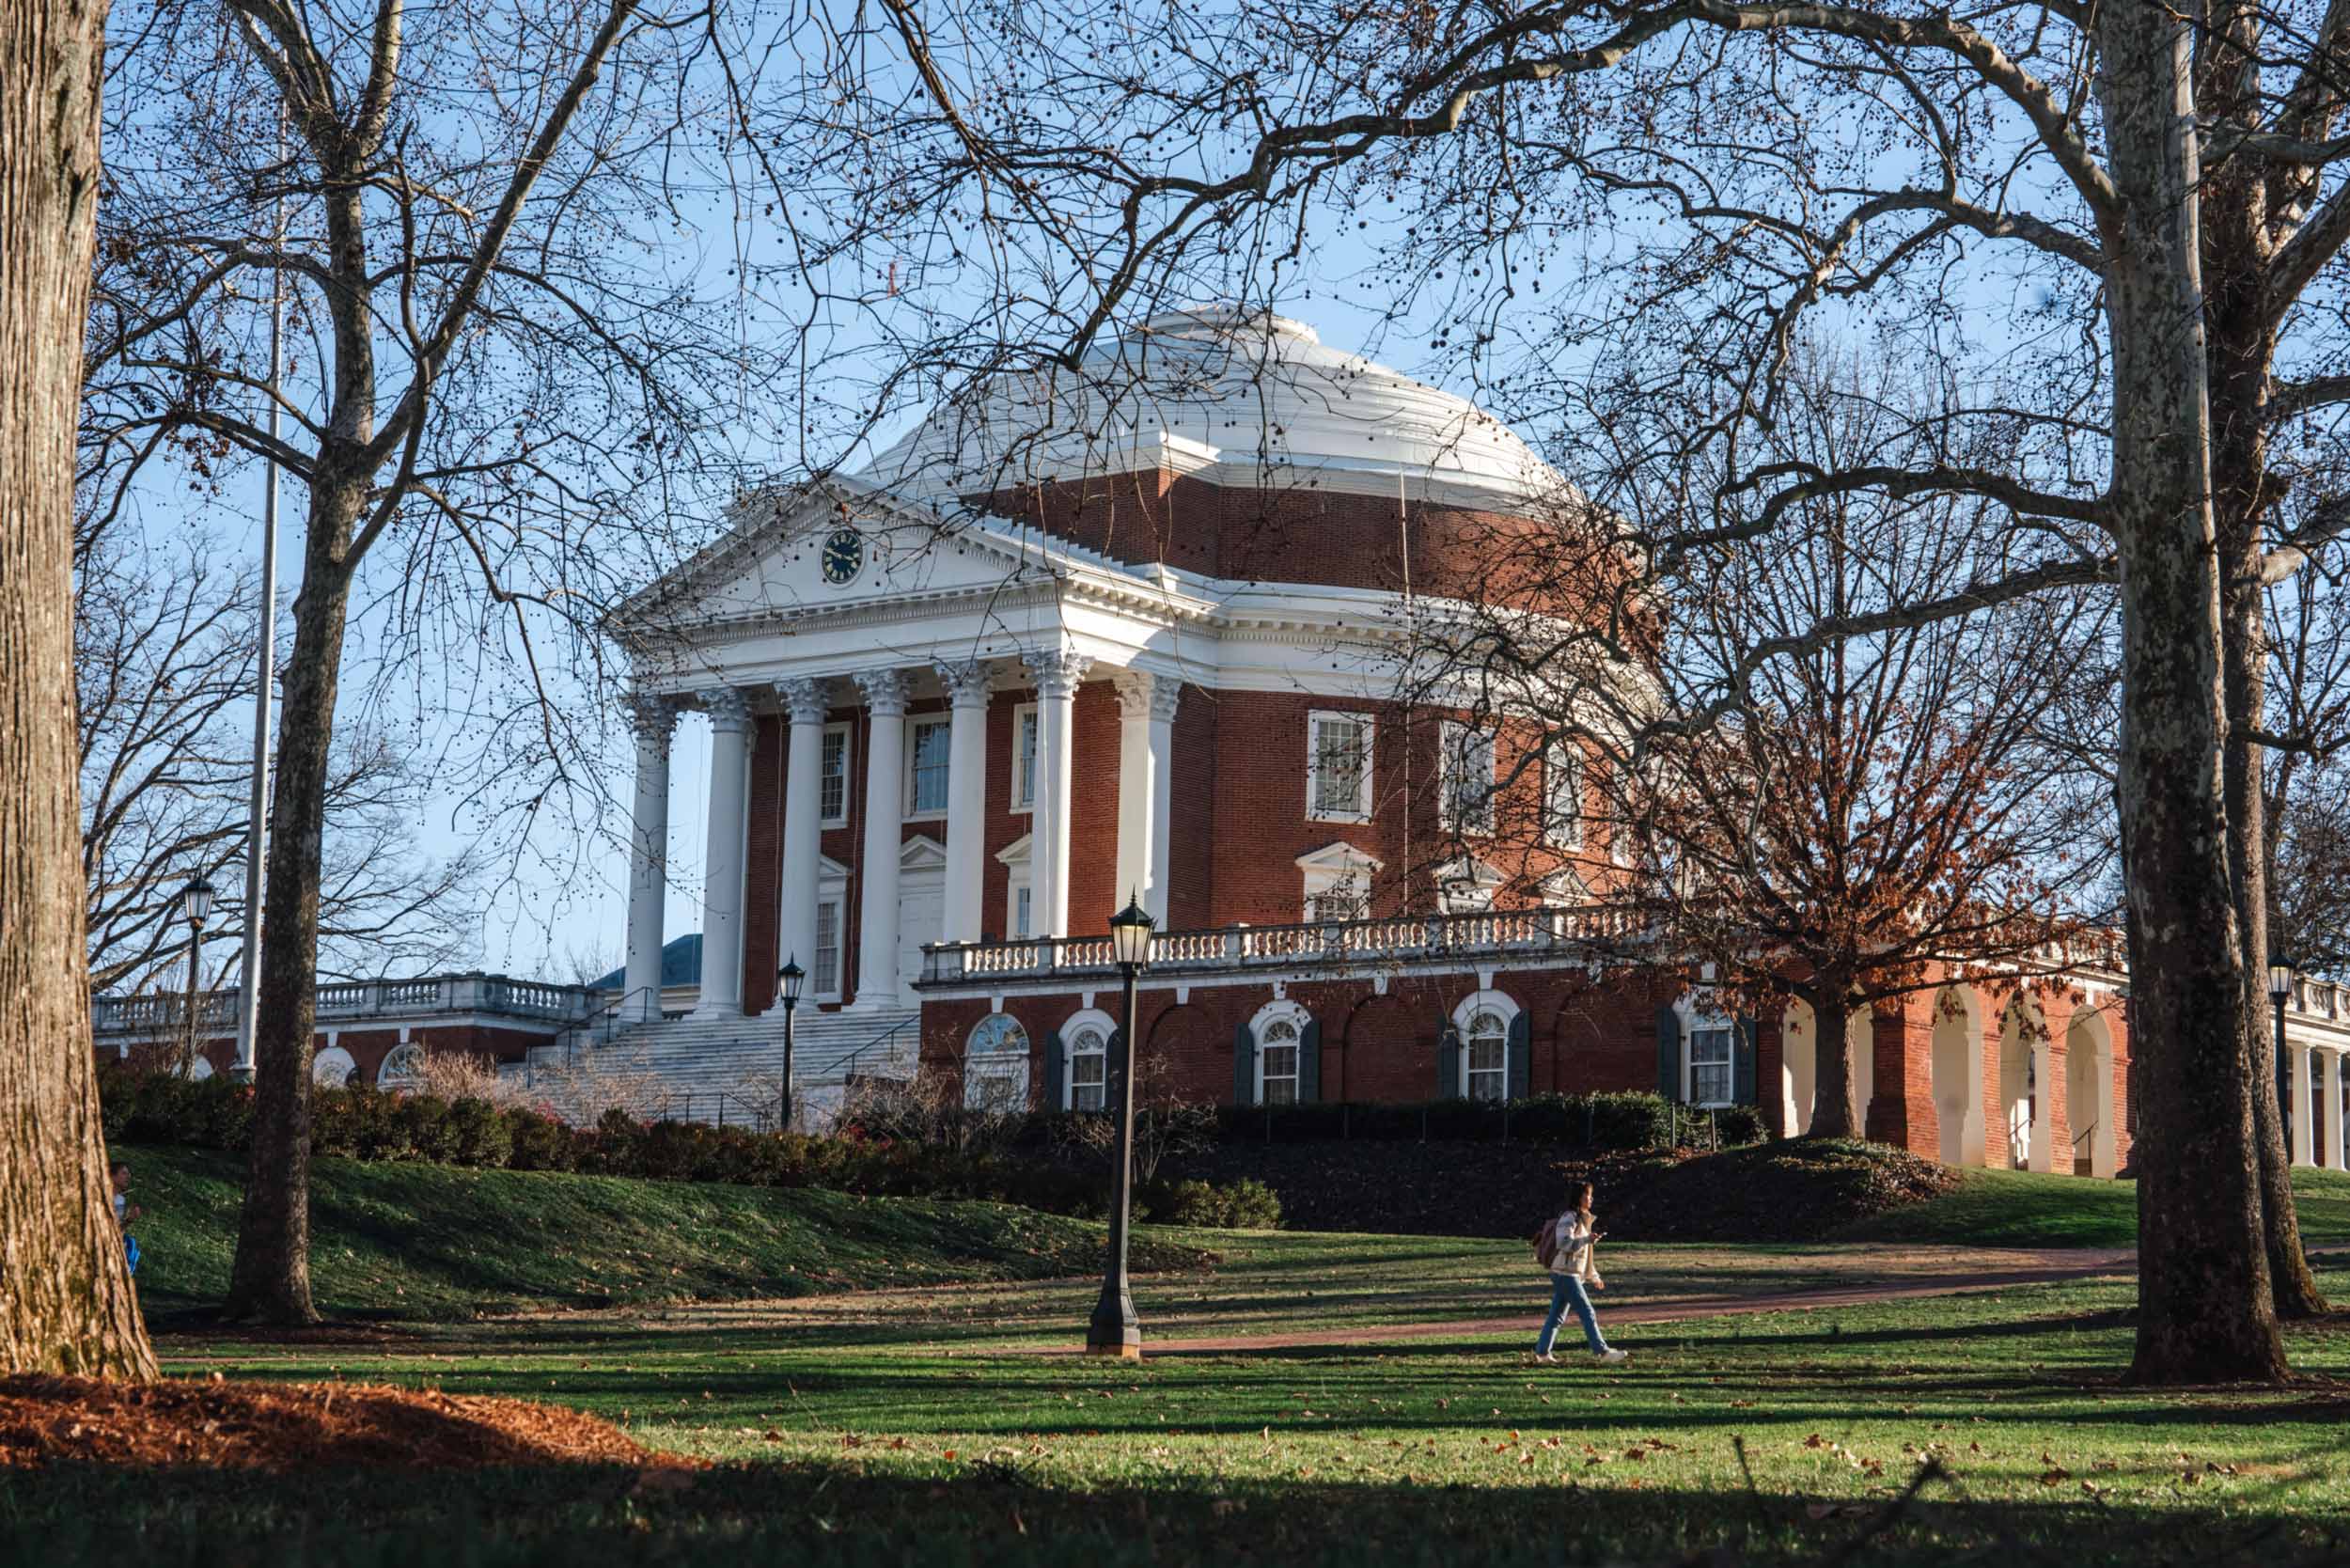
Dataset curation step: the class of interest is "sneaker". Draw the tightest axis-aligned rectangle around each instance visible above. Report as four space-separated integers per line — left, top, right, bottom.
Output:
1528 1353 1559 1365
1596 1348 1629 1365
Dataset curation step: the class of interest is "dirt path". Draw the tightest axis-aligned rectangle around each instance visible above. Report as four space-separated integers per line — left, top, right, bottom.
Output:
1032 1248 2138 1356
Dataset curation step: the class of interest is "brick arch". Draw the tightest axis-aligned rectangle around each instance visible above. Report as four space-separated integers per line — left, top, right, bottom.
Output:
1547 995 1611 1097
1144 1000 1223 1105
1335 990 1430 1103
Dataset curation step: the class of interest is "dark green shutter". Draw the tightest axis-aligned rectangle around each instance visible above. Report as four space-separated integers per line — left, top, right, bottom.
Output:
1733 1018 1759 1106
1043 1029 1065 1110
1506 1012 1531 1100
1656 1006 1681 1100
1298 1019 1321 1103
1233 1021 1255 1106
1437 1024 1461 1099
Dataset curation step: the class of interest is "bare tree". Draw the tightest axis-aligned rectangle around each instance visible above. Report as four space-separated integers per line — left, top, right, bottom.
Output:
85 0 786 1323
1 0 158 1378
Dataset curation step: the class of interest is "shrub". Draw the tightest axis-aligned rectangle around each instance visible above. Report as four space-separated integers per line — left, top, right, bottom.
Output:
1140 1176 1281 1230
1713 1104 1770 1147
505 1108 577 1171
447 1097 514 1167
398 1094 462 1164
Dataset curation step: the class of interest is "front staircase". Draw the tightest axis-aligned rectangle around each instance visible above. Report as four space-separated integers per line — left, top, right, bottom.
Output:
510 1003 919 1131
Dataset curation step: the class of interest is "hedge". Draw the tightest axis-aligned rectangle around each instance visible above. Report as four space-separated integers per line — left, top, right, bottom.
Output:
1204 1092 1769 1151
94 1067 1275 1229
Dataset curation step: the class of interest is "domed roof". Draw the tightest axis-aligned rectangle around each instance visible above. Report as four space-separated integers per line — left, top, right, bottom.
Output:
861 306 1559 508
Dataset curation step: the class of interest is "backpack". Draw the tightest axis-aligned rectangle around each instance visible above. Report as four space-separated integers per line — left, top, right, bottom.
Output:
1532 1215 1563 1271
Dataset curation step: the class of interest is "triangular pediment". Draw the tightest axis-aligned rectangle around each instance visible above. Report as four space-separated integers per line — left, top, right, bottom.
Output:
1295 840 1383 874
901 834 948 872
620 477 1153 632
995 832 1033 869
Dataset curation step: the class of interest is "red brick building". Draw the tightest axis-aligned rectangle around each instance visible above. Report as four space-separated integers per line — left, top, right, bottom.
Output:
599 306 2147 1171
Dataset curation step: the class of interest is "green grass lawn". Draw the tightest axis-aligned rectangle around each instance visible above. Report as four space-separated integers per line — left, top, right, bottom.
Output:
24 1156 2347 1566
1839 1164 2350 1249
117 1146 1207 1322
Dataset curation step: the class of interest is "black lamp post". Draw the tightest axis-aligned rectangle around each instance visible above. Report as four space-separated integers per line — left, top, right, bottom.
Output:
2270 957 2295 1149
1087 894 1155 1359
180 876 216 1076
777 956 805 1132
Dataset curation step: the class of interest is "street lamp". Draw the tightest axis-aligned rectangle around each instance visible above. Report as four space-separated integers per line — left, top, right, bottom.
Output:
777 956 805 1133
180 876 216 1076
1087 893 1156 1359
2270 957 2295 1147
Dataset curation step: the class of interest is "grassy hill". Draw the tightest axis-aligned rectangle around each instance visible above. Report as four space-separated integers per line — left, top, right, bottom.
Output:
1836 1162 2350 1248
118 1146 1209 1323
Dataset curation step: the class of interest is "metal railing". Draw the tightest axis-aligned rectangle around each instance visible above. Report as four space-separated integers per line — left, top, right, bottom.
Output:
546 984 667 1064
919 904 1649 985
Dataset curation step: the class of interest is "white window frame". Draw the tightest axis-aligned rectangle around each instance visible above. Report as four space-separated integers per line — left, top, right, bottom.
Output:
1544 740 1584 849
996 834 1035 941
1249 998 1313 1105
1059 1007 1117 1112
903 714 952 821
964 1013 1031 1111
1449 989 1522 1099
1306 710 1375 823
1440 720 1497 835
1009 702 1040 813
1298 841 1382 924
1675 995 1737 1108
819 721 854 829
377 1043 425 1091
812 896 844 1002
1434 855 1502 914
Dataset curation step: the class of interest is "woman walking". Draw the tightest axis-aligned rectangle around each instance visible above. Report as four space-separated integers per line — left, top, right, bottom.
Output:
1532 1182 1627 1365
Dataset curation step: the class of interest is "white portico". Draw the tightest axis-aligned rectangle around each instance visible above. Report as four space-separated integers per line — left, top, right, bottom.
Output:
612 477 1422 1019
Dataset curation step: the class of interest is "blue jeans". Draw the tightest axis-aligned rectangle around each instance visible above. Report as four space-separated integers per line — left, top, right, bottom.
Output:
1536 1273 1606 1356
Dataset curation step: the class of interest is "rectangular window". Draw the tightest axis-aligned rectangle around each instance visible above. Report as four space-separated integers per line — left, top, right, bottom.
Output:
819 725 851 827
1441 721 1496 834
1014 886 1033 940
1466 1033 1508 1102
1261 1042 1299 1105
1307 885 1369 923
906 716 951 817
1545 741 1584 848
1307 711 1373 821
1010 705 1040 811
813 900 841 998
1687 1025 1734 1107
1071 1043 1107 1112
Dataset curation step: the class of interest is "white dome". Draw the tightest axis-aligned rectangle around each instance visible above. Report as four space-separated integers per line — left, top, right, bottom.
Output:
861 306 1559 507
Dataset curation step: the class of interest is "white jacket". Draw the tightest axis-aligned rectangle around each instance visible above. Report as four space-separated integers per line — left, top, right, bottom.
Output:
1548 1212 1599 1282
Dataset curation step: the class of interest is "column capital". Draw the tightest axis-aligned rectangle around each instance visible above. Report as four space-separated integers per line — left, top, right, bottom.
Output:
628 691 682 745
702 686 754 735
1024 647 1092 700
776 676 830 726
1113 669 1181 724
935 659 995 710
854 666 911 717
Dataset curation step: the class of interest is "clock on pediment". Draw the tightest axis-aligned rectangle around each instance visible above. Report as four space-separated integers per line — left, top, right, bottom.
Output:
819 525 865 586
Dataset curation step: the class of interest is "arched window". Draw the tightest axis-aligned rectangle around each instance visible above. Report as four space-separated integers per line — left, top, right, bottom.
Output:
185 1056 214 1082
1065 1020 1110 1112
377 1043 424 1091
1464 1010 1510 1102
1258 1016 1302 1104
964 1014 1030 1111
312 1045 357 1089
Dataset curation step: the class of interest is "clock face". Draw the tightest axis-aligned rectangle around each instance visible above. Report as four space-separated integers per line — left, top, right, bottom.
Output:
820 526 864 586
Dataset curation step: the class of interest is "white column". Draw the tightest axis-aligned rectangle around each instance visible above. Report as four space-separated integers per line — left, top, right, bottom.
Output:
1025 648 1090 937
621 693 678 1022
853 668 910 1006
776 678 828 988
2028 1039 2055 1173
2324 1049 2346 1173
1112 671 1182 925
691 687 753 1019
936 661 992 944
2292 1043 2317 1167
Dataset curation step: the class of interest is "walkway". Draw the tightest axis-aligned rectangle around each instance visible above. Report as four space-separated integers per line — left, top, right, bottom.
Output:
1033 1248 2138 1356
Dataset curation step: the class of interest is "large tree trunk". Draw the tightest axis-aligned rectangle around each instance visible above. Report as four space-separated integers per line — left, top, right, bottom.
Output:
2201 6 2327 1322
1805 971 1858 1139
0 0 158 1379
2102 0 2288 1383
221 508 358 1325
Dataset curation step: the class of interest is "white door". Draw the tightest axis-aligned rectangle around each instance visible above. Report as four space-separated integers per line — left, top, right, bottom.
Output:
897 867 945 1003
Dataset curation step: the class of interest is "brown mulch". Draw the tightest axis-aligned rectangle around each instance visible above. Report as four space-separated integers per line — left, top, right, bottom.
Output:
0 1374 679 1474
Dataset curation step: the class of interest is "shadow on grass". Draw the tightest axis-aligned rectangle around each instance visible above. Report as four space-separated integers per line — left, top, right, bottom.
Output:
2 1449 2342 1567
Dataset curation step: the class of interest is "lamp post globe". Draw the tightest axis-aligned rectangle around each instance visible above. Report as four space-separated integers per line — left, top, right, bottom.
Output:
1088 894 1155 1358
777 956 806 1132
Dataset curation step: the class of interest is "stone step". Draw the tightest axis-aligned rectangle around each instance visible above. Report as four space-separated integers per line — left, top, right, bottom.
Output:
511 1008 919 1128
